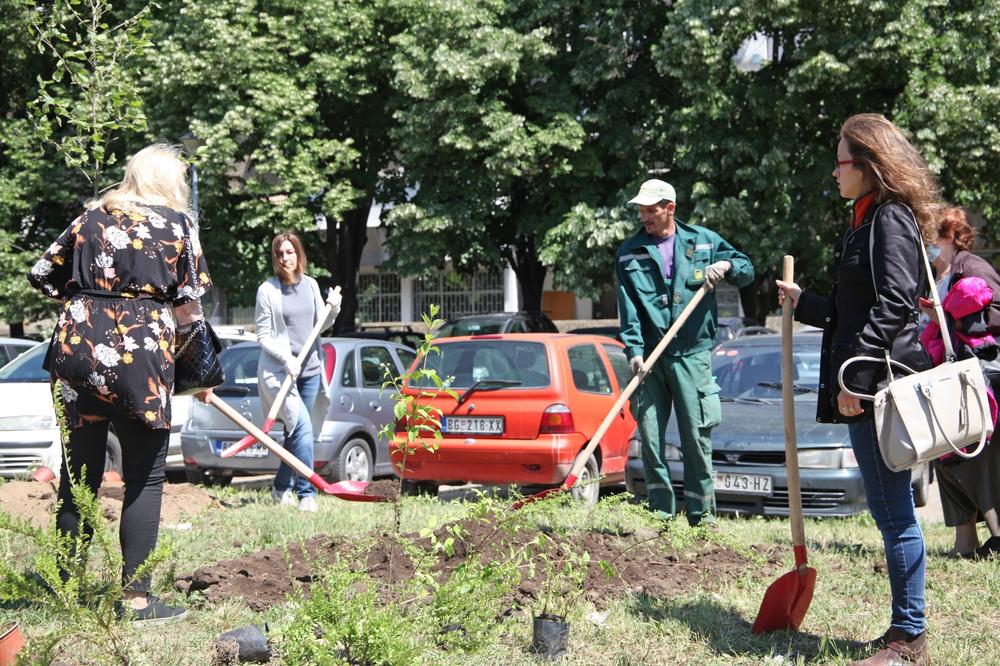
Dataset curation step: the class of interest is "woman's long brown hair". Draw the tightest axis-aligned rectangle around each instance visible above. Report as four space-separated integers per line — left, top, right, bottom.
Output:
271 231 307 284
840 114 940 241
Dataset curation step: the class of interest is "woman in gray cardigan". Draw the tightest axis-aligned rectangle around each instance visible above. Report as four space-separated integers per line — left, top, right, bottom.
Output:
255 232 340 511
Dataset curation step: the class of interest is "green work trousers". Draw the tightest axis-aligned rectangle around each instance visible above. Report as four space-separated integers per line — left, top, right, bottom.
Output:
631 349 721 525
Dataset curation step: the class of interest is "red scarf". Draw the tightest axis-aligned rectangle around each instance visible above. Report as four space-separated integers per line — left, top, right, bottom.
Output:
851 192 876 230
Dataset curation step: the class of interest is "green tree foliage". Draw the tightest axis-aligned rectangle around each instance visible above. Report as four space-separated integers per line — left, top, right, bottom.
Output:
25 0 152 196
387 0 656 310
141 0 404 329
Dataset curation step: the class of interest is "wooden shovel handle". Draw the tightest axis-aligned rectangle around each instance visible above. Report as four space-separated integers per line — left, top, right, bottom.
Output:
264 291 338 422
781 256 807 553
564 284 711 486
208 392 315 480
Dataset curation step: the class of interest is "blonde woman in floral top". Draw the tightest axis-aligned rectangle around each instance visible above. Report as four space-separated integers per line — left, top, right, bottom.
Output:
27 144 209 626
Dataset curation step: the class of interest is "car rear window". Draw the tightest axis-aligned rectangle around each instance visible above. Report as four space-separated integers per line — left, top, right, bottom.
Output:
411 341 550 389
712 342 822 400
0 343 47 383
436 320 504 337
218 345 261 395
601 343 630 390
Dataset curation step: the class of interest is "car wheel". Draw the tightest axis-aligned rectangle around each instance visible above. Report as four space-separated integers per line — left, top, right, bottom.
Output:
104 432 122 475
912 464 930 508
184 466 202 485
334 438 374 483
569 450 600 506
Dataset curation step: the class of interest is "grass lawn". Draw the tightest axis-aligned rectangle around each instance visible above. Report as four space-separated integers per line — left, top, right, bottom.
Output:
2 483 998 665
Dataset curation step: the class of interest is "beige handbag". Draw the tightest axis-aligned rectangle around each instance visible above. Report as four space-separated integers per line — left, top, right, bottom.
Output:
837 204 992 472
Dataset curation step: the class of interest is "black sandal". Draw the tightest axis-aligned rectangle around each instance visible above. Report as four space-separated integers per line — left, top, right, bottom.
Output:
974 536 1000 560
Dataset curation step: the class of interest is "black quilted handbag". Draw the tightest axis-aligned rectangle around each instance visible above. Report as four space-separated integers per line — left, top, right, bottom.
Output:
174 318 224 395
173 214 224 395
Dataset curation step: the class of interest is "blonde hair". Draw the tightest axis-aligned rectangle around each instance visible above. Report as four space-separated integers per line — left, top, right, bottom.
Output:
840 114 940 241
89 144 191 218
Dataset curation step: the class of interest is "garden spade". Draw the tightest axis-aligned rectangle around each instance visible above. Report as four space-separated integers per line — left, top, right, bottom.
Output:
752 256 816 634
512 283 711 510
221 287 339 458
206 392 387 502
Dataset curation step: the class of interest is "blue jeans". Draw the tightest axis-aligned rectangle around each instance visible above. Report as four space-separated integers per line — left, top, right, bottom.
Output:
274 373 320 499
849 419 926 636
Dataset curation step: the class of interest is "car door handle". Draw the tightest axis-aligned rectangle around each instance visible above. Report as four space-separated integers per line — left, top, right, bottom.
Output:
369 401 382 411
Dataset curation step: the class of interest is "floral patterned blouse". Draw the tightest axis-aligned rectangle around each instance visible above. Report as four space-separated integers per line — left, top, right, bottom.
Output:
28 204 211 430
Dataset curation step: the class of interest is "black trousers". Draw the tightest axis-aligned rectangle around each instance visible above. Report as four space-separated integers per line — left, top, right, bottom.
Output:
56 416 168 594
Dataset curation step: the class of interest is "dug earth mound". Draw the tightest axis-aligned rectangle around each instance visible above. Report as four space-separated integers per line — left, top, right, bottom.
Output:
0 480 215 528
175 516 781 612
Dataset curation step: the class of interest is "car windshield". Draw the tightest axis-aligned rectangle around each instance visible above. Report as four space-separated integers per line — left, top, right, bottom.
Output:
410 340 550 389
0 343 47 383
712 340 821 401
435 319 504 338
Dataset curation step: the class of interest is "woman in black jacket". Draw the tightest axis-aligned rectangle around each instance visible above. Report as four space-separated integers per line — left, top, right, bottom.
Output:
777 114 937 666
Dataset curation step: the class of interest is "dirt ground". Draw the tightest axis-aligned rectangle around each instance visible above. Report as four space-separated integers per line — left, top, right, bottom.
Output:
0 480 214 528
175 515 780 613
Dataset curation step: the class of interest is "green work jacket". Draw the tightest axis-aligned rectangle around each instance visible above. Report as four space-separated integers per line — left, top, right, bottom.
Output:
616 219 755 360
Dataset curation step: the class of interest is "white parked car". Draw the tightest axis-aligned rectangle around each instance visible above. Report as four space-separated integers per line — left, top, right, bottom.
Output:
0 327 254 478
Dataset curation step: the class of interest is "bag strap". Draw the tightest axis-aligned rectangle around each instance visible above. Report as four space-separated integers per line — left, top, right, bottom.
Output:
868 203 955 361
924 368 990 460
838 355 919 400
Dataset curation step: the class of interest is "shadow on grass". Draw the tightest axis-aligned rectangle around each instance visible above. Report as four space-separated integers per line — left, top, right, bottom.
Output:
626 593 864 663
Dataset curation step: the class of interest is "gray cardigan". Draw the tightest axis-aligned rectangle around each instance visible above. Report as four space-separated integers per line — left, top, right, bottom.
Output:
255 275 336 431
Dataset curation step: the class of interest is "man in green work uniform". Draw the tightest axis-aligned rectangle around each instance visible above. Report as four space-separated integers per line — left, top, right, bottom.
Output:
617 179 754 525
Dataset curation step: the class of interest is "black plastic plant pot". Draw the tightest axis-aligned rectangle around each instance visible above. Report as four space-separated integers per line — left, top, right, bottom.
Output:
531 614 569 659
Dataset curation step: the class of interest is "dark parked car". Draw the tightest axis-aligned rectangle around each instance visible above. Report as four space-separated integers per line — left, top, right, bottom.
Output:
341 326 424 350
434 311 558 338
567 325 621 342
625 332 931 517
181 338 415 485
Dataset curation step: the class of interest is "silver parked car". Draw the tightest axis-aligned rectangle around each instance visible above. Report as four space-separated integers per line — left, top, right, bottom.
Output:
181 338 416 485
625 332 931 517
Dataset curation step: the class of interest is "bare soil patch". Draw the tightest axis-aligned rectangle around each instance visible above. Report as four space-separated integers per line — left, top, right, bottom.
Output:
175 515 780 612
0 480 214 528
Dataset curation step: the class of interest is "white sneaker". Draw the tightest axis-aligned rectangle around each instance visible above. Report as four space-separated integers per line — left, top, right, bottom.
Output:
271 488 296 507
297 496 318 513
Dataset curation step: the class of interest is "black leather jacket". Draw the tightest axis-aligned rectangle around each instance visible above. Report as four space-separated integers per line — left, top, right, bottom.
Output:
795 200 932 424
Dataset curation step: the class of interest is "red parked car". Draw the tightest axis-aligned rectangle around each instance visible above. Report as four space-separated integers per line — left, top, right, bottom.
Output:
391 334 639 504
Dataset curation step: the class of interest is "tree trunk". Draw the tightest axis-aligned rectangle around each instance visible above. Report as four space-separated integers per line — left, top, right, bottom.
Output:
738 269 776 326
323 205 369 334
7 322 25 338
505 234 546 312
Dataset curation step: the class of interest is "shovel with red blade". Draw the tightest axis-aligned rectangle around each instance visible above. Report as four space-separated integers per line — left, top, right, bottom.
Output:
752 255 816 633
206 392 387 502
220 288 339 459
512 283 710 510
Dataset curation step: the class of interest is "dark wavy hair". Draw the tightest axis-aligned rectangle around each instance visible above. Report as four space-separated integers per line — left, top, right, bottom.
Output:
271 231 307 284
936 205 976 252
840 114 940 241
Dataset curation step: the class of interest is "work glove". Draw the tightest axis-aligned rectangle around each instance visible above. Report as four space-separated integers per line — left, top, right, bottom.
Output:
283 354 301 378
704 260 731 289
326 287 343 317
629 355 645 377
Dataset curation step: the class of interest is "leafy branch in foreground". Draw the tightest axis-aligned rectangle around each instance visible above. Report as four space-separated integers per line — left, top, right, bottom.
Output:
0 380 170 665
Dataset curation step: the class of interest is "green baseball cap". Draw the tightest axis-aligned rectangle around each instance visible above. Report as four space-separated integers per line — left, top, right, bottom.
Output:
628 179 676 206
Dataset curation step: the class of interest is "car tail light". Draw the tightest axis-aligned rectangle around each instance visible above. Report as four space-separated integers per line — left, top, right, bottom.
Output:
471 334 503 339
540 403 575 434
323 344 336 384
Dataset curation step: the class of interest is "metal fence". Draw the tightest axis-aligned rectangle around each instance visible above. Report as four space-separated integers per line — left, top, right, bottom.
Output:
414 269 504 319
358 273 402 323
